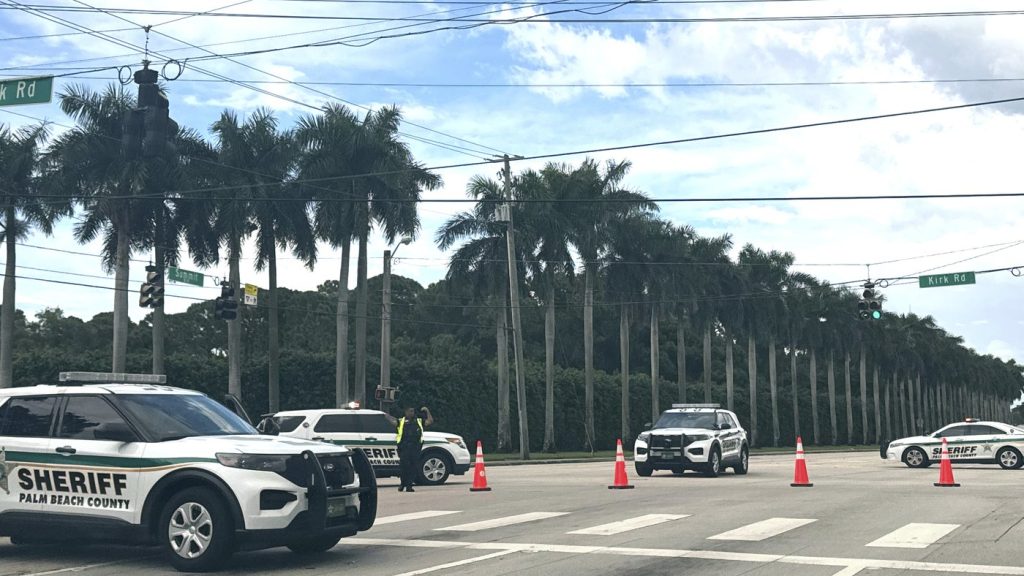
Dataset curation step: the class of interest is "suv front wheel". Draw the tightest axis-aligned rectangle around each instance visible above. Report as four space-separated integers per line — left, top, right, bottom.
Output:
159 487 234 573
417 451 453 485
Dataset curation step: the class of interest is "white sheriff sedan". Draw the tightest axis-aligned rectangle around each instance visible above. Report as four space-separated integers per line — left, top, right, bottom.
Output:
0 373 377 572
634 404 749 477
884 419 1024 470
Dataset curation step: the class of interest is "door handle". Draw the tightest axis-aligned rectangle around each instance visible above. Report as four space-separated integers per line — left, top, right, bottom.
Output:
55 446 77 455
312 437 325 442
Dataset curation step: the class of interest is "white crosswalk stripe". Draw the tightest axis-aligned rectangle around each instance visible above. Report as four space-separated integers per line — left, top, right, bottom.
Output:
375 511 462 525
436 512 568 532
568 514 690 536
866 523 960 549
707 517 817 541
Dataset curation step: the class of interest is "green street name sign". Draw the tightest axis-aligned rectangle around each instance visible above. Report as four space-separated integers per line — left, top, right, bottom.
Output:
0 76 53 107
919 271 976 288
168 267 204 287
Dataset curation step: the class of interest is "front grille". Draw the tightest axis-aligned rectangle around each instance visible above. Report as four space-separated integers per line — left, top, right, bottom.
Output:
652 434 691 449
319 454 355 490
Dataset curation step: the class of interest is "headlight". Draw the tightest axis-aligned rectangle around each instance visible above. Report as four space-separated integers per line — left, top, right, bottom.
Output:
688 434 711 442
216 453 290 473
637 432 651 444
446 437 467 450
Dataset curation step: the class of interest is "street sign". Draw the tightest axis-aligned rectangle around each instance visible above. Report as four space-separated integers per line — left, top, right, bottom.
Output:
0 76 53 107
919 271 976 288
167 266 204 287
244 283 258 306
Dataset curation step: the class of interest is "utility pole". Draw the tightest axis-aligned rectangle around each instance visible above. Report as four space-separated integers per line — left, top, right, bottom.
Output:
500 155 530 460
380 238 411 411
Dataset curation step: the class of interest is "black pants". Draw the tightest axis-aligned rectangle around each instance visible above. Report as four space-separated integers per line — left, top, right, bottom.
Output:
398 444 421 488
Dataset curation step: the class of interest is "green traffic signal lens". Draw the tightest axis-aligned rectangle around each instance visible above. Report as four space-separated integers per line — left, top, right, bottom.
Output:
871 310 882 320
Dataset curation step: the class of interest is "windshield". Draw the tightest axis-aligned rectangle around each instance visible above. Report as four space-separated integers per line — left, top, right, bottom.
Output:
116 394 257 442
654 412 716 430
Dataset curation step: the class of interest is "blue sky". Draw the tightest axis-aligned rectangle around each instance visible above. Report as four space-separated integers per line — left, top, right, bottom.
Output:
2 0 1024 371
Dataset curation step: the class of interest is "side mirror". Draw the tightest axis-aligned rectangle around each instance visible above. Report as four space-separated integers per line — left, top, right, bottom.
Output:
93 422 137 443
719 423 731 430
643 422 652 431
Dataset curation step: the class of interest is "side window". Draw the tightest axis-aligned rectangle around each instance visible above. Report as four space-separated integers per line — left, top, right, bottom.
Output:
313 414 359 433
967 425 1004 436
358 414 396 434
937 425 970 438
59 396 130 440
0 396 58 438
716 413 729 428
273 416 306 433
728 414 740 429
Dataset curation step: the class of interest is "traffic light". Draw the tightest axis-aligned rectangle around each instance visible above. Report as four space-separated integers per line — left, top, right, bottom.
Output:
139 265 164 308
121 108 145 160
215 282 238 321
142 91 178 158
387 388 400 402
860 282 882 320
374 387 386 401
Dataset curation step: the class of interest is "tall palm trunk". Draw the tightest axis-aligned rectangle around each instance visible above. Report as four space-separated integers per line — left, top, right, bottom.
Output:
497 283 511 452
335 241 351 406
873 365 881 443
906 375 916 436
725 333 734 412
543 275 556 452
620 304 630 442
228 235 242 398
354 233 368 404
827 351 837 445
152 210 165 375
677 321 686 402
584 265 595 451
810 348 819 444
748 333 757 447
915 374 923 434
702 324 712 403
769 335 779 447
843 350 851 444
884 377 892 440
858 348 868 444
790 339 800 440
0 209 16 389
899 376 909 437
650 306 660 424
268 244 280 413
112 212 130 373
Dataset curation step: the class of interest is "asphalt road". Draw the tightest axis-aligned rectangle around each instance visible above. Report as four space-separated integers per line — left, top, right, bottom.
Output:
2 451 1023 575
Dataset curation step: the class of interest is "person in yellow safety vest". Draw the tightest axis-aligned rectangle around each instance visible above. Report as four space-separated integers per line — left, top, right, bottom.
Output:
384 406 434 492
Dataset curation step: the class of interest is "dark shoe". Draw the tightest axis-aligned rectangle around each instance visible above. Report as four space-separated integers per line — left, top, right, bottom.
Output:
406 487 415 493
398 486 405 492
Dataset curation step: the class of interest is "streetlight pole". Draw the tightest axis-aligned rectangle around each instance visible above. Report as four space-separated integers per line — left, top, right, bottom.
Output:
380 238 411 410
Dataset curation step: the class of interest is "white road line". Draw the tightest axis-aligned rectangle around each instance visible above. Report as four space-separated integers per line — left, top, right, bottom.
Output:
376 510 462 525
866 523 960 549
436 512 568 532
707 517 817 541
390 550 517 576
568 514 690 536
830 565 866 576
343 538 1024 575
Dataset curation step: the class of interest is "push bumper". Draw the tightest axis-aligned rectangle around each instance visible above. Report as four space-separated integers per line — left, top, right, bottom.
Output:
635 435 712 468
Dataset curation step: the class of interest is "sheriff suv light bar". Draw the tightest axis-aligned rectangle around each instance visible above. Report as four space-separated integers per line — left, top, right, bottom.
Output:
59 372 167 385
672 403 721 409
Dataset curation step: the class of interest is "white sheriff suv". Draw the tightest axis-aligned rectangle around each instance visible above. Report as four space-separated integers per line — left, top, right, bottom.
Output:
0 373 377 572
883 418 1024 470
261 406 471 485
634 404 749 477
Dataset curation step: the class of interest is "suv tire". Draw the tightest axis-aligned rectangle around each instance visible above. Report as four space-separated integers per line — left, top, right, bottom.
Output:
902 446 930 469
733 446 749 475
703 447 722 478
417 451 453 486
288 534 343 554
159 487 234 573
635 461 654 477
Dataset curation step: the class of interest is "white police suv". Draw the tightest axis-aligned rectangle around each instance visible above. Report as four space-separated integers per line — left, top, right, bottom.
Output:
634 404 749 477
883 418 1024 470
0 373 377 572
261 406 471 486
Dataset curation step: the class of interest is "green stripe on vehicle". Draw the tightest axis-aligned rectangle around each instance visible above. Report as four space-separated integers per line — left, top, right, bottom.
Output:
6 451 217 469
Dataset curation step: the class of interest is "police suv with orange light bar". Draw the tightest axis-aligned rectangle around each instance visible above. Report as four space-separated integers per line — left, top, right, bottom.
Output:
883 418 1024 470
0 373 377 572
633 404 749 477
260 403 471 486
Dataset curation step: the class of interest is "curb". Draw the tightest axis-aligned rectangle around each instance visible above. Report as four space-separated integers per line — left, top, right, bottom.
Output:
486 448 878 467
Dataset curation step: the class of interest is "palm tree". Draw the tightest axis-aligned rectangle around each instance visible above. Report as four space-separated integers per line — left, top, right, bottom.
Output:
1 123 68 388
689 234 733 404
48 84 145 373
642 221 688 424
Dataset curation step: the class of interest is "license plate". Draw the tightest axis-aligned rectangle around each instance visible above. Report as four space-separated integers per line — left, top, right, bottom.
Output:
326 497 349 518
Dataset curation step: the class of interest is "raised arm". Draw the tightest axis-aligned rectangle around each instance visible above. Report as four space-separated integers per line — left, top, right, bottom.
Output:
421 407 434 427
383 413 398 426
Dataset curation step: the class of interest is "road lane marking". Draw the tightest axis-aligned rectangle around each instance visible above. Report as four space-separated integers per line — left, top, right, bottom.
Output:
707 517 817 541
866 523 960 549
21 557 154 576
568 514 690 536
376 511 462 525
390 550 517 576
436 512 568 532
830 566 866 576
343 538 1024 575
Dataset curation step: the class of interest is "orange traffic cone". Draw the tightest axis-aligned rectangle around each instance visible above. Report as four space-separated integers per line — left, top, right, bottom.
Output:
791 436 813 487
934 438 960 488
608 439 635 490
470 441 492 492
